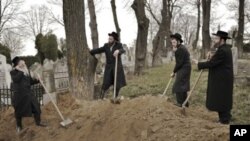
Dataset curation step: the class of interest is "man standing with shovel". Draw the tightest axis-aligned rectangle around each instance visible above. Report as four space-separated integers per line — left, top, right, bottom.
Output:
90 32 126 103
10 57 46 133
193 30 234 124
170 33 191 107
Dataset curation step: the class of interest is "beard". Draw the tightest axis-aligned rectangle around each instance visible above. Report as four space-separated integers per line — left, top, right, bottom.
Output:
19 65 29 76
108 40 115 46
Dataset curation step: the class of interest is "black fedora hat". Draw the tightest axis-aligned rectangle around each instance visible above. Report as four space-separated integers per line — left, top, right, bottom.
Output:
108 32 119 41
212 30 231 39
12 56 21 67
170 33 183 43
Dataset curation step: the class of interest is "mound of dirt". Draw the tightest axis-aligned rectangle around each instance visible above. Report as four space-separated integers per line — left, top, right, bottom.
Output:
0 94 229 141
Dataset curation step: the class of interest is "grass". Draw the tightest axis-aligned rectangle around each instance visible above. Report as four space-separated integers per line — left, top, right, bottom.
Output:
118 62 250 124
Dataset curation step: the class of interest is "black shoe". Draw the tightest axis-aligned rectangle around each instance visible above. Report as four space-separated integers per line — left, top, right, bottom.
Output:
219 120 230 125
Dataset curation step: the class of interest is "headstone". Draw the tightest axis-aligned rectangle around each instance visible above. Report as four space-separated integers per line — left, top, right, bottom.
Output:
54 59 69 92
146 52 153 67
43 59 56 93
231 46 238 75
40 59 57 105
122 44 135 74
0 54 12 88
121 44 130 66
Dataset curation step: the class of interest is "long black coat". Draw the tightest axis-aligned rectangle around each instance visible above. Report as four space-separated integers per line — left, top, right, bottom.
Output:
90 42 126 90
198 44 233 112
10 69 41 117
172 44 191 93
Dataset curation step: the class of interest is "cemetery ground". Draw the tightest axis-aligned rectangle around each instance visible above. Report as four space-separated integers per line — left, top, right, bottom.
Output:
0 63 249 141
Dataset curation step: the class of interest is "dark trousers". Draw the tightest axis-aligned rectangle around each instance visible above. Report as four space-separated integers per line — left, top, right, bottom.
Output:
15 103 41 128
176 92 189 107
218 111 231 124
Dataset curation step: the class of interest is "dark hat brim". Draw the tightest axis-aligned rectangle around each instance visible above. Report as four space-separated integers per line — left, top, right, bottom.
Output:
108 32 119 41
170 34 183 43
212 33 231 39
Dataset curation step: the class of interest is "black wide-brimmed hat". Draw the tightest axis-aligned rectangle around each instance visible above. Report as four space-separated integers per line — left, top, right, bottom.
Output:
108 32 119 41
212 30 231 39
170 33 183 43
12 56 21 67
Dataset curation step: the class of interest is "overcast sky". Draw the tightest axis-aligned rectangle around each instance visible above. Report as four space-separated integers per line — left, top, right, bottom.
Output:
21 0 240 56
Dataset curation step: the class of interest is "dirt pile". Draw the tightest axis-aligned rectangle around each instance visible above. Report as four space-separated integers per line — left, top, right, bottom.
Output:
0 94 229 141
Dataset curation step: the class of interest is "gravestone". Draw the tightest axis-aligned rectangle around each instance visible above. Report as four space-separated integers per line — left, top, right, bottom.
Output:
234 59 250 87
54 59 69 92
146 52 153 67
231 46 238 75
43 59 56 92
0 54 12 88
122 44 130 65
42 59 57 105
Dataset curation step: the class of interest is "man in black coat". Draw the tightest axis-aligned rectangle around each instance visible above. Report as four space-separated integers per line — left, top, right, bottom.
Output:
90 32 126 100
170 33 191 107
193 31 234 124
10 57 46 133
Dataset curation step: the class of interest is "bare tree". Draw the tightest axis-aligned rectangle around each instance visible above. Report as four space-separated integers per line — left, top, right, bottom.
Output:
48 9 64 27
145 0 161 26
246 2 250 24
132 0 150 75
88 0 99 48
173 13 196 45
150 0 168 67
146 0 179 66
111 0 121 40
2 29 24 54
47 0 64 27
237 0 245 58
0 0 24 35
21 5 52 39
201 0 211 59
193 0 201 50
63 0 97 99
227 0 250 42
145 0 161 49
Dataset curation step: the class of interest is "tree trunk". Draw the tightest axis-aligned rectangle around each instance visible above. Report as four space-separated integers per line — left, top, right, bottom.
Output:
192 0 201 50
237 0 244 58
152 0 168 67
111 0 121 40
0 0 2 27
201 0 211 59
164 0 172 56
63 0 97 99
88 0 99 49
132 0 149 75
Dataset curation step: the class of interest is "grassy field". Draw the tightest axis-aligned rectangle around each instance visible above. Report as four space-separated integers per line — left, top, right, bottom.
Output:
118 63 250 124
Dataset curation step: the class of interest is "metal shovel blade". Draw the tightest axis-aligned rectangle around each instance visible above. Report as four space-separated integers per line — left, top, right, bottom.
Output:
60 118 73 127
110 98 121 104
181 106 187 116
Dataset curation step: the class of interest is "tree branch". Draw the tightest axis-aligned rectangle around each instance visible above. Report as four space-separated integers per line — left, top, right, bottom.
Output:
145 1 160 26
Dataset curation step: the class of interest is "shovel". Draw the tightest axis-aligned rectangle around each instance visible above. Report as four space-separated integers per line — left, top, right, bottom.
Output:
161 77 173 97
36 74 73 127
181 70 203 115
110 56 120 104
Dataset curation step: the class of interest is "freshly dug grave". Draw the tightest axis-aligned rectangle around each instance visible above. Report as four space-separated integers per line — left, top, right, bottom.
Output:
0 94 229 141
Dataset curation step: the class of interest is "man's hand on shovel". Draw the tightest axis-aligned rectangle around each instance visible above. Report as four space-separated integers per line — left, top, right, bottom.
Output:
113 50 119 57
